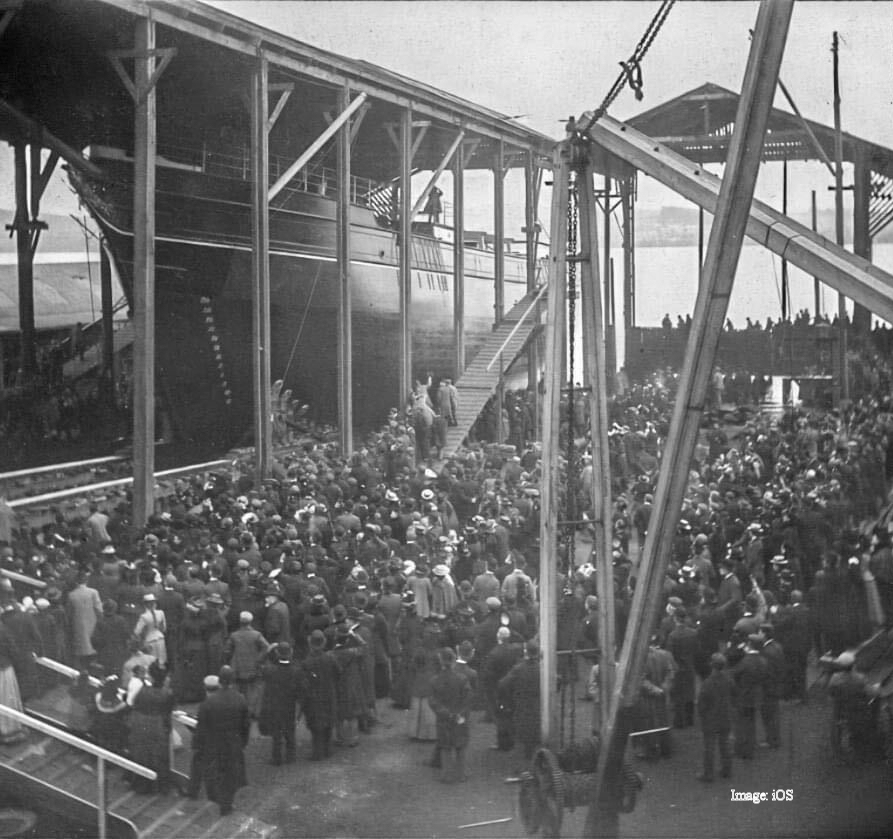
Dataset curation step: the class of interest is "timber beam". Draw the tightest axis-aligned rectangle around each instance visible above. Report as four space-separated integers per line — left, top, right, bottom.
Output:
581 114 893 324
581 2 794 835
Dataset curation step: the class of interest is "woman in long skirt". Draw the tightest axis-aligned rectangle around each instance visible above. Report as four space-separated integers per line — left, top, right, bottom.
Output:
0 621 26 744
407 618 443 741
128 663 175 793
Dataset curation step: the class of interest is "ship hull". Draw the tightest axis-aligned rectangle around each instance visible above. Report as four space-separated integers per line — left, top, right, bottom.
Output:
76 161 528 447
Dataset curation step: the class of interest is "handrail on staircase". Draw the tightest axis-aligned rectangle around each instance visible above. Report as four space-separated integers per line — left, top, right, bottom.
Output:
0 702 156 839
485 282 548 372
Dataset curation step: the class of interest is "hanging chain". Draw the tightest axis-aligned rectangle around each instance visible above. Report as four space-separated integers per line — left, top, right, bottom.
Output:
589 0 676 124
565 178 578 582
566 178 579 745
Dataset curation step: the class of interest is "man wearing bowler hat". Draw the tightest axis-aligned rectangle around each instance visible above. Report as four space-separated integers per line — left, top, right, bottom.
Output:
260 642 304 765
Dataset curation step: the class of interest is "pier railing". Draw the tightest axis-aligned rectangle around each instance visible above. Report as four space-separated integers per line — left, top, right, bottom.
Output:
0 702 156 839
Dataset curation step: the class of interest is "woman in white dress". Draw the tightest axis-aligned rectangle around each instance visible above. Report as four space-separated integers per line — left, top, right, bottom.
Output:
133 593 167 667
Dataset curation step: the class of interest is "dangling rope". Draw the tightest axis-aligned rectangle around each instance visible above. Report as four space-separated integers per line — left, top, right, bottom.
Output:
281 261 324 384
588 0 676 124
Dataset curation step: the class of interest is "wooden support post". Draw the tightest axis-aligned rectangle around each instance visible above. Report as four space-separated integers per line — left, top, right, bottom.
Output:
577 165 616 730
832 31 849 403
782 158 789 321
251 50 273 479
620 178 635 370
525 151 538 293
852 146 872 332
602 174 615 391
494 139 505 325
13 142 36 382
538 144 569 748
698 207 705 273
812 190 821 317
585 3 793 835
525 150 539 407
399 108 413 404
100 242 115 404
453 142 465 378
336 83 353 455
131 16 158 528
97 756 107 839
495 363 504 445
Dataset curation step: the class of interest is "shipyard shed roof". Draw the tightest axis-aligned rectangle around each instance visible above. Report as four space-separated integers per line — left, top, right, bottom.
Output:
0 0 555 181
627 82 893 238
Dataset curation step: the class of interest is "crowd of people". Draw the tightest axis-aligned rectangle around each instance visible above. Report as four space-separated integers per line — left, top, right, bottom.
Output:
1 348 893 815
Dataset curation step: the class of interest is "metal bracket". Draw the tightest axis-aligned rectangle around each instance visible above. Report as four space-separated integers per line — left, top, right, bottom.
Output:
107 46 177 106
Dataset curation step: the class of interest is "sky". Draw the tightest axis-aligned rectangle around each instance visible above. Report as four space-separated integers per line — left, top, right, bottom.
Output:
3 0 892 231
203 0 893 218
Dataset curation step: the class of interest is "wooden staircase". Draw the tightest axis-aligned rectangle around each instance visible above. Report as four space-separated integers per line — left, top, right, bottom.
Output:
440 285 545 459
0 715 277 839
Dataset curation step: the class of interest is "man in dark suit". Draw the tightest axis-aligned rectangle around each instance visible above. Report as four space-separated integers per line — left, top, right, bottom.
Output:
482 627 521 749
195 665 250 815
759 624 785 749
780 589 811 703
301 630 339 760
696 653 734 782
260 642 304 765
428 647 472 783
498 640 541 760
732 634 768 759
667 608 698 728
717 557 743 640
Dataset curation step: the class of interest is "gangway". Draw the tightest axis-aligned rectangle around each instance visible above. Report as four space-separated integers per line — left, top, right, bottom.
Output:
438 284 545 459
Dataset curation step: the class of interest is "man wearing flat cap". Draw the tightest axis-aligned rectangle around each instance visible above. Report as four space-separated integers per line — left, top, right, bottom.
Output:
225 611 270 720
185 674 219 801
191 666 250 816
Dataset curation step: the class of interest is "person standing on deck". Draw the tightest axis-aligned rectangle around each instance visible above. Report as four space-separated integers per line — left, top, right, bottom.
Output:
424 186 443 224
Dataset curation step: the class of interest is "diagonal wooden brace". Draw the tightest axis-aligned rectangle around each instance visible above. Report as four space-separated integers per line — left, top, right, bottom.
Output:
107 46 177 106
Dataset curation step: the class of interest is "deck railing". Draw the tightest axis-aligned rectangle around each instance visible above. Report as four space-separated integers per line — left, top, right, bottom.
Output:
8 458 231 509
0 702 156 839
